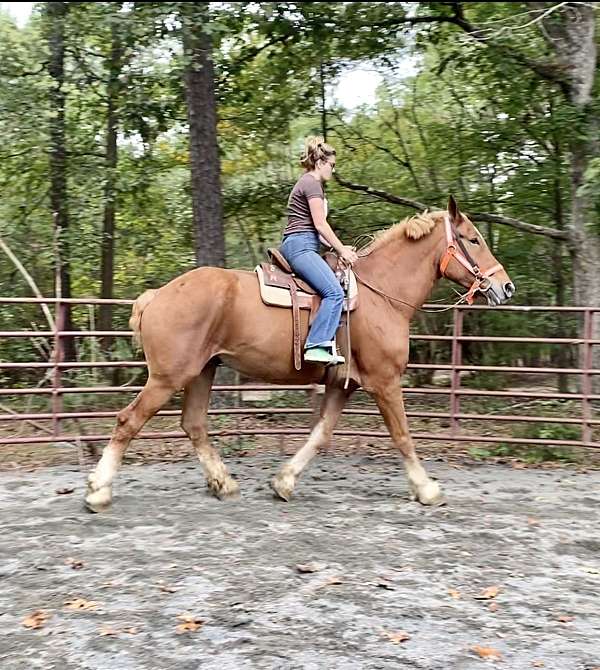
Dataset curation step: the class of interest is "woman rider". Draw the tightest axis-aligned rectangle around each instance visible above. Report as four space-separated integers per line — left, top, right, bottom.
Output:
280 136 358 365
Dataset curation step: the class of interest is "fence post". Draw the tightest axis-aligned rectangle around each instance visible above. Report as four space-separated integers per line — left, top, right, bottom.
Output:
51 300 65 439
581 308 593 445
450 307 463 436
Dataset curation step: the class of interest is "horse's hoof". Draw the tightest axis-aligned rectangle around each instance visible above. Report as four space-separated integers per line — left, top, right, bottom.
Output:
84 499 110 514
84 486 112 513
83 476 112 514
270 476 293 502
210 478 240 501
416 480 445 506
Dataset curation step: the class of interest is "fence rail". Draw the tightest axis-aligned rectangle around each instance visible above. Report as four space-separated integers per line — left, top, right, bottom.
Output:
1 298 599 451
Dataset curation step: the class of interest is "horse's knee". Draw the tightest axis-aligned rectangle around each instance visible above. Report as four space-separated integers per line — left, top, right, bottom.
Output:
116 409 131 428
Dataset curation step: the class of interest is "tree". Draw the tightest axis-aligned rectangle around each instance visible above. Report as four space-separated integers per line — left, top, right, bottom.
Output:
181 2 225 267
45 1 76 360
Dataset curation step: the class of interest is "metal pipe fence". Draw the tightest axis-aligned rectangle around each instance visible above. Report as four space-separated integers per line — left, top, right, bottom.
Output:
0 297 599 451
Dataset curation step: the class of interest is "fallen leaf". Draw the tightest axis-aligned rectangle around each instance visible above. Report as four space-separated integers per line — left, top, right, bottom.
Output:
296 562 327 574
315 576 343 589
55 487 75 495
98 625 118 636
448 588 461 599
22 610 49 630
374 579 395 590
122 626 139 635
527 517 540 526
157 582 178 593
531 662 545 668
382 630 411 644
175 613 204 634
65 557 86 570
471 645 502 660
64 598 100 611
556 614 574 623
98 580 123 588
475 586 500 600
488 602 499 613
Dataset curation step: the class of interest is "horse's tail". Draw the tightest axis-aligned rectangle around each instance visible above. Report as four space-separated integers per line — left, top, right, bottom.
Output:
129 289 159 349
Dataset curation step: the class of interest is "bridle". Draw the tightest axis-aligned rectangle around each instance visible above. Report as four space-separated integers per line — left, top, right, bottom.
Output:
351 214 504 312
440 215 504 305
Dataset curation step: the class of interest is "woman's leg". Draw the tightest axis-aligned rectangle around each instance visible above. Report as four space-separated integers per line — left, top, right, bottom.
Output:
284 256 344 349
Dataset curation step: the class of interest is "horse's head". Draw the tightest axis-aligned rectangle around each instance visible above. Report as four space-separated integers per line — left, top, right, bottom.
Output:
440 196 516 306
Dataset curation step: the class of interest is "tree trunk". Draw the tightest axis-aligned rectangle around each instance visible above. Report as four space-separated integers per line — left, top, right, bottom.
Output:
568 142 600 384
98 20 123 350
549 145 570 393
552 5 600 380
46 1 76 362
181 2 225 268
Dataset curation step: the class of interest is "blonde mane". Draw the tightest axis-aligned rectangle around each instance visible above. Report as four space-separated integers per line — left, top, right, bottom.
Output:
361 210 442 255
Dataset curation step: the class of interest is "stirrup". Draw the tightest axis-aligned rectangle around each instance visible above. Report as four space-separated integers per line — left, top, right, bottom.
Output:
304 342 346 366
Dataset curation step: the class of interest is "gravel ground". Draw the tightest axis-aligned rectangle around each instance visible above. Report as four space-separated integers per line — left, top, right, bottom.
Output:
0 453 599 670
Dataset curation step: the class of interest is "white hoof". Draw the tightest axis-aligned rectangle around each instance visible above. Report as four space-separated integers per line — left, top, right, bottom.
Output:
84 484 113 513
270 471 295 502
209 476 240 501
414 480 445 506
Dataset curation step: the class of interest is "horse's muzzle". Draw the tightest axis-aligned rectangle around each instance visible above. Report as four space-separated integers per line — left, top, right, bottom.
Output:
485 280 516 306
503 281 516 300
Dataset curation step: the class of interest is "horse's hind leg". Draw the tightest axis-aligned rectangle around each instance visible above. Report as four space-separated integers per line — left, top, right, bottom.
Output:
271 384 354 501
85 376 177 512
181 363 239 500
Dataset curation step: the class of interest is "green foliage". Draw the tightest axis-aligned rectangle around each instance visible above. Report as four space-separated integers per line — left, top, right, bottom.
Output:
469 421 582 463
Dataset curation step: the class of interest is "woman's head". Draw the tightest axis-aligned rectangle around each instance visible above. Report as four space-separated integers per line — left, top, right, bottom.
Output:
300 135 336 181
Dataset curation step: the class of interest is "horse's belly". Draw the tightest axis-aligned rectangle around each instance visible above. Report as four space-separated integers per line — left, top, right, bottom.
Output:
218 353 324 385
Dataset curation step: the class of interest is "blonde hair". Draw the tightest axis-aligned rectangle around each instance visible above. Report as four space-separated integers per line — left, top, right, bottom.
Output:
300 135 336 171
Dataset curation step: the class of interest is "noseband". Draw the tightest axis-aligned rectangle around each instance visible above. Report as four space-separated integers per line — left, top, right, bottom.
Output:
440 216 503 305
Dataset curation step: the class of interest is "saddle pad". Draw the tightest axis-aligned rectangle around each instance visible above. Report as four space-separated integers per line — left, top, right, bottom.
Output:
255 265 358 310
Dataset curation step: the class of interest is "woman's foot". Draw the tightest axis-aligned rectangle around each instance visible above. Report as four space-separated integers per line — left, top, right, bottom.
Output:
304 346 345 365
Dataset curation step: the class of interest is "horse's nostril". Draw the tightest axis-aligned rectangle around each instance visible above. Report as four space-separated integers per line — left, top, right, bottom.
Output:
504 281 515 298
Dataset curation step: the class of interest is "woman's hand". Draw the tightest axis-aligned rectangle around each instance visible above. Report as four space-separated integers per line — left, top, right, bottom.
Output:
339 245 359 267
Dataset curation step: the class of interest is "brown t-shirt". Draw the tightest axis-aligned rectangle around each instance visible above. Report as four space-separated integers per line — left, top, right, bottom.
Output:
284 173 325 236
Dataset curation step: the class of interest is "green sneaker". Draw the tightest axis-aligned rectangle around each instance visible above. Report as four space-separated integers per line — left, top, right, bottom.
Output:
304 347 346 365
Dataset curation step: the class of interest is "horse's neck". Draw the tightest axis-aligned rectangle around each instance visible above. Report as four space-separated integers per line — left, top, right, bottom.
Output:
359 231 441 316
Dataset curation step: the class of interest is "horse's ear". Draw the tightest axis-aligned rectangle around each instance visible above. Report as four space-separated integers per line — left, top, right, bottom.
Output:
447 195 461 223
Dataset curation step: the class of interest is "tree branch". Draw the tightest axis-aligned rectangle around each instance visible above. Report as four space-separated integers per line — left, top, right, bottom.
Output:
375 5 568 87
468 211 568 240
0 236 56 330
335 174 570 241
335 174 428 210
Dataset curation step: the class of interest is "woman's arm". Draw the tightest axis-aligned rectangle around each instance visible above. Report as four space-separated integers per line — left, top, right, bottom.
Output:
308 198 345 254
308 197 358 266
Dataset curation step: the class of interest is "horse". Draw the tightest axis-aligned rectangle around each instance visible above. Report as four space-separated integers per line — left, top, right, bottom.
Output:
85 196 515 512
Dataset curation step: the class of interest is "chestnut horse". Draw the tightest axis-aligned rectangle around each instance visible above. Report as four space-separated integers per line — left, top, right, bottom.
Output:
85 197 515 512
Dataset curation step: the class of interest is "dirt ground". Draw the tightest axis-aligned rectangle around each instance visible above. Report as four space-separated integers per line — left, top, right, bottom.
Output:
1 451 599 670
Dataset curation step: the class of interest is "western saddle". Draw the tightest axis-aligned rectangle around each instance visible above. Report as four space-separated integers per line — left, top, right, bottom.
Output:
255 248 358 370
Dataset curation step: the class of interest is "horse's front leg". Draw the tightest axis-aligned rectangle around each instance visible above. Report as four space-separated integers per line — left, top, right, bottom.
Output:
271 384 353 501
371 383 444 505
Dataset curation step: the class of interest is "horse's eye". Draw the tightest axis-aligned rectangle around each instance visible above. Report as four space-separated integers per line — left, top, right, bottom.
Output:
469 238 480 245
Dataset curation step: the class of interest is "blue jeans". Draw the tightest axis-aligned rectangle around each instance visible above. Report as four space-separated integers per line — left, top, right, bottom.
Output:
280 231 344 349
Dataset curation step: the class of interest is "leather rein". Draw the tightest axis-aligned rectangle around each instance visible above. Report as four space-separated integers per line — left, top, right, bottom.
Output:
352 215 504 313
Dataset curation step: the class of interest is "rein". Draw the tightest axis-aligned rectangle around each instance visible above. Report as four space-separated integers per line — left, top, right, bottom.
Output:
350 215 504 313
